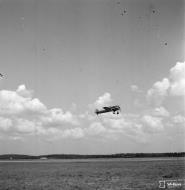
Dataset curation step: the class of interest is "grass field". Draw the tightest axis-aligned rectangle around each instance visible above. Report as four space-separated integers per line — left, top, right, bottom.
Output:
0 158 184 190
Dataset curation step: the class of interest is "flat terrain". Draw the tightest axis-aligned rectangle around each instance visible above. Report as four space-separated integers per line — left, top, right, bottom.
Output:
0 158 184 190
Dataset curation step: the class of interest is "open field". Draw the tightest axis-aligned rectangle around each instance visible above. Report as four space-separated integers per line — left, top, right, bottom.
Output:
0 157 184 190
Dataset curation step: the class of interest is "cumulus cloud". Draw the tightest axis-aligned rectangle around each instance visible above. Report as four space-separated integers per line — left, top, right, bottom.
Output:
103 117 128 129
0 84 80 140
0 117 12 132
86 122 106 136
147 78 170 105
61 128 84 139
42 108 79 127
153 107 170 117
147 61 185 106
1 81 184 145
169 62 185 96
85 91 169 142
130 85 142 93
15 119 36 134
141 115 164 133
172 115 185 125
90 113 153 143
88 92 114 117
83 107 154 143
94 92 112 108
0 86 46 115
16 84 33 98
36 127 84 141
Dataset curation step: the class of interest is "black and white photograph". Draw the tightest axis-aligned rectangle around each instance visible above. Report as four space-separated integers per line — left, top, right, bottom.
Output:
0 0 184 189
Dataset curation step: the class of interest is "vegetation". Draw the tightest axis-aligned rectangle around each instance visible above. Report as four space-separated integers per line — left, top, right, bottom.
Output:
0 158 184 190
0 152 184 160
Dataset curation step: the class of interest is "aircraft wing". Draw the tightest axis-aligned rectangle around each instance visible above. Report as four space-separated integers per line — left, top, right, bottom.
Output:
111 106 120 111
103 106 111 111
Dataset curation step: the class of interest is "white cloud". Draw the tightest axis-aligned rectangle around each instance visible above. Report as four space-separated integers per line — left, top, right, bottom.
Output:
16 84 33 98
141 115 164 133
42 108 79 126
79 111 95 121
147 78 170 105
103 117 128 129
15 118 36 134
0 90 27 115
0 85 80 140
63 128 84 138
0 86 47 115
172 115 185 125
88 92 114 117
0 117 12 131
1 80 184 145
82 111 149 142
86 122 106 136
153 107 170 117
43 127 84 140
146 61 185 106
131 85 139 91
169 62 185 97
130 85 142 93
94 92 112 108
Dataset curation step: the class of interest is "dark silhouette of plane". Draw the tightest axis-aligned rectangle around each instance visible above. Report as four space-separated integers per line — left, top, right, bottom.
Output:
95 105 121 115
0 73 3 78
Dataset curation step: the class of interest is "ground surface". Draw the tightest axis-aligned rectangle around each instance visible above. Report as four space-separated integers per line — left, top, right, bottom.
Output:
0 157 184 190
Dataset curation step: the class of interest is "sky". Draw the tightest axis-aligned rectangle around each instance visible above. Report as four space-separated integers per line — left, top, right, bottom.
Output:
0 0 184 155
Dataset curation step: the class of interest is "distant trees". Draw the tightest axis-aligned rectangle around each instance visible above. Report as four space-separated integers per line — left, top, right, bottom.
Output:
0 152 184 160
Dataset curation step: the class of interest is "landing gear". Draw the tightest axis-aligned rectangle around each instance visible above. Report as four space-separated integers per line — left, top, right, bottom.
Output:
113 111 119 114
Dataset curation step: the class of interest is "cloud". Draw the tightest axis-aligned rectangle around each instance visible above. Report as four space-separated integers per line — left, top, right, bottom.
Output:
152 107 170 117
88 92 113 117
141 115 164 133
85 93 169 143
96 113 151 143
83 109 155 143
147 78 170 105
16 84 33 98
103 117 128 129
36 127 84 141
1 82 184 146
0 86 47 115
41 108 79 127
94 92 112 108
130 85 142 93
169 62 185 97
0 84 80 140
0 117 12 132
172 115 185 125
15 118 36 134
147 61 185 106
86 122 106 136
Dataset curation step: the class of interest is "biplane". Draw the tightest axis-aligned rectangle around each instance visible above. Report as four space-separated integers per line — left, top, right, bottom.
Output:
95 105 121 115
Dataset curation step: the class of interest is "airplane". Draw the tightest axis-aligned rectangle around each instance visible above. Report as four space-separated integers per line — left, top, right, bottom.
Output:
95 105 121 115
0 73 3 78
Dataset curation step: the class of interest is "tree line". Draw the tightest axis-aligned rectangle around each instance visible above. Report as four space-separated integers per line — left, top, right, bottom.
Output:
0 152 184 160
